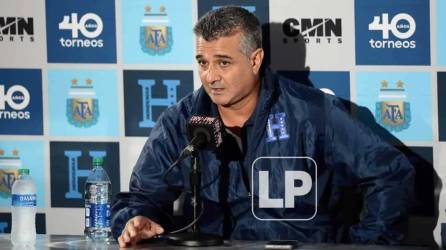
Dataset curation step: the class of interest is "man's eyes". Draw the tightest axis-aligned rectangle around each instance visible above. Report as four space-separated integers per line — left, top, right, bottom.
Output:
219 60 231 66
197 60 207 66
196 60 231 68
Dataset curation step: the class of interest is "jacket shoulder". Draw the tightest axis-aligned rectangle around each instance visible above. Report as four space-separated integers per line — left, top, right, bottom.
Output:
275 74 333 108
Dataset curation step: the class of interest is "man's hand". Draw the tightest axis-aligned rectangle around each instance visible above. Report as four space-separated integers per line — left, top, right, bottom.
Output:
118 216 164 247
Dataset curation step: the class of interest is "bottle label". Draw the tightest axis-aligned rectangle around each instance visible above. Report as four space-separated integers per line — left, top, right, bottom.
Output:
85 203 110 228
11 194 36 207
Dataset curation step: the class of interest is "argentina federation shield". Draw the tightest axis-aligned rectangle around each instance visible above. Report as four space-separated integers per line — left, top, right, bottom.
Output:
0 152 20 198
67 97 99 128
0 169 19 198
66 79 99 128
375 101 411 132
140 5 173 55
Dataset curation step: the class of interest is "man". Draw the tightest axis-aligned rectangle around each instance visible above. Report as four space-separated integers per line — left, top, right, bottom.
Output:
111 6 414 247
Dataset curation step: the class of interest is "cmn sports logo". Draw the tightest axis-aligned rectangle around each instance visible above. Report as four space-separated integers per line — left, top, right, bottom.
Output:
251 157 317 221
282 17 342 45
0 17 34 42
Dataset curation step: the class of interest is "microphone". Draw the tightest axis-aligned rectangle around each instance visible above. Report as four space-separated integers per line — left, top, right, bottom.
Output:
177 116 223 159
187 116 223 150
164 115 225 247
163 116 224 182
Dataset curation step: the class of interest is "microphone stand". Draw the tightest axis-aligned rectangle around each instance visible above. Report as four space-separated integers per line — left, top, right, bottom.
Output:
167 150 224 247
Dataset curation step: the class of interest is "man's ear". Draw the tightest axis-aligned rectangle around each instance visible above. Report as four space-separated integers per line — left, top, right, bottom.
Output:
250 48 264 74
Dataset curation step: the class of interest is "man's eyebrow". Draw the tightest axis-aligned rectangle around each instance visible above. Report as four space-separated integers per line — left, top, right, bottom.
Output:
214 54 232 60
195 54 233 60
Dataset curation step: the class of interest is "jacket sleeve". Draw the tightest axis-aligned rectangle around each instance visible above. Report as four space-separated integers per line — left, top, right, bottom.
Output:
111 106 187 239
324 97 415 244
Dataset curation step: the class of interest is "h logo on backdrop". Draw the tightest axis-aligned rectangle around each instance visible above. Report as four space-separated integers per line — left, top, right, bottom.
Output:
0 213 46 234
123 70 193 136
355 0 430 65
50 142 120 208
137 79 179 128
0 221 6 233
64 150 106 199
0 69 43 135
251 157 317 220
45 0 116 63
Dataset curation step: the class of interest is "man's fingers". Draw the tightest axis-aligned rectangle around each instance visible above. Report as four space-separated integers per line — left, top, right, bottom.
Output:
140 221 164 239
120 230 141 247
132 217 144 229
125 217 145 239
117 231 131 248
118 216 164 247
155 224 164 235
140 228 158 239
128 228 138 238
118 235 126 248
127 223 138 238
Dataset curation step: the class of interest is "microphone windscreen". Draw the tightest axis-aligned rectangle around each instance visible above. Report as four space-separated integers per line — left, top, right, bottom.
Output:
187 116 223 150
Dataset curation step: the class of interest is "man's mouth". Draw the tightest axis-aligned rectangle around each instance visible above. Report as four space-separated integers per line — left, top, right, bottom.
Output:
210 88 225 94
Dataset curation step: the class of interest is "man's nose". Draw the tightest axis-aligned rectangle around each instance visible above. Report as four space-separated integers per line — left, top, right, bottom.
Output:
206 66 221 84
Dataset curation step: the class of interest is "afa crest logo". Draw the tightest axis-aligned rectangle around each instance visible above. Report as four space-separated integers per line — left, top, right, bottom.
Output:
66 78 99 128
375 80 411 132
140 5 173 55
0 149 20 199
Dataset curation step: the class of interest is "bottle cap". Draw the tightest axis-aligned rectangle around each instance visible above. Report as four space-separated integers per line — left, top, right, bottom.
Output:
18 168 30 175
93 157 104 167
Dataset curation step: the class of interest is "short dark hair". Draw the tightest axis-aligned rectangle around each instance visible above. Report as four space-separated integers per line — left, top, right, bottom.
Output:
193 6 262 55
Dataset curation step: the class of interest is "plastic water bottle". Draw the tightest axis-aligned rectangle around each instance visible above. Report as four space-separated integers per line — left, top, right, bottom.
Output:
11 168 37 246
84 157 112 242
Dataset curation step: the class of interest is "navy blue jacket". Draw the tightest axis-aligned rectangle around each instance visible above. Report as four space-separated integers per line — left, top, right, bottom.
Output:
111 69 414 244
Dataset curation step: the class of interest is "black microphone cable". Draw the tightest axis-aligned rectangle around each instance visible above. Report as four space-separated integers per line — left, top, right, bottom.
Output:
158 116 223 237
162 134 205 185
158 135 208 236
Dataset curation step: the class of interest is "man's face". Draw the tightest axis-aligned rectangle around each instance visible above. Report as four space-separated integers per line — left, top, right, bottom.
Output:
195 32 263 109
